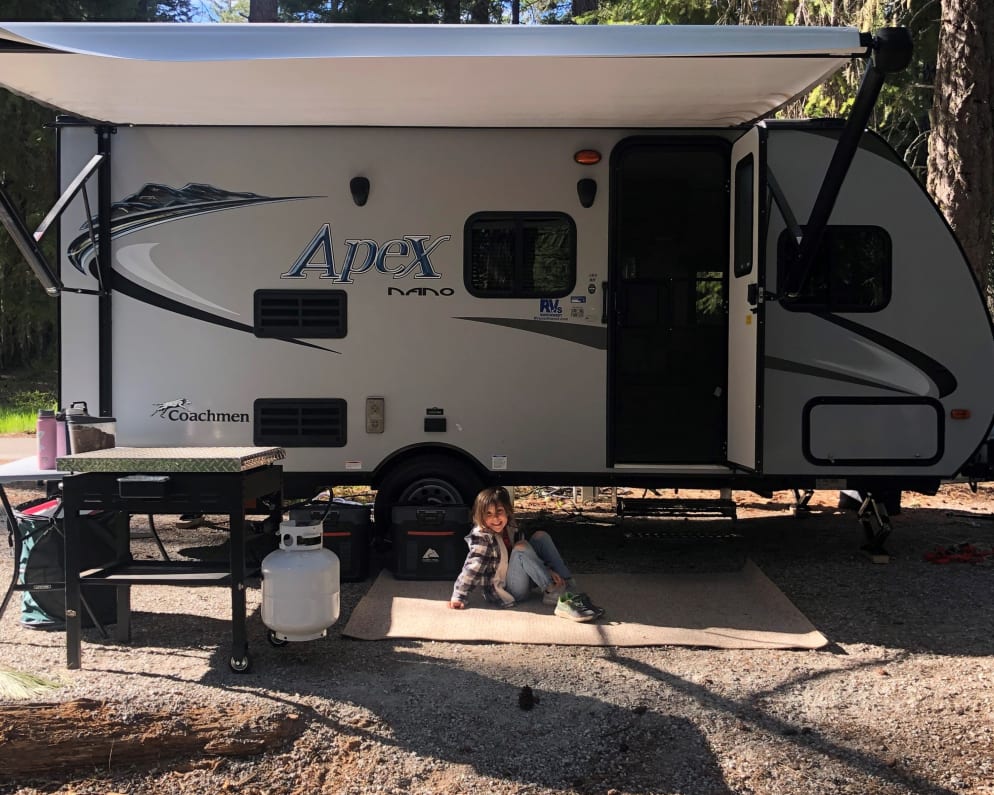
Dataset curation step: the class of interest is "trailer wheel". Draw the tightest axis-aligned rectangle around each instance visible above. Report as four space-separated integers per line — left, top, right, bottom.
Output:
373 454 486 534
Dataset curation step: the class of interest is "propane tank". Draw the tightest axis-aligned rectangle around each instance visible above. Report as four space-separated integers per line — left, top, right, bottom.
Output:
261 518 340 643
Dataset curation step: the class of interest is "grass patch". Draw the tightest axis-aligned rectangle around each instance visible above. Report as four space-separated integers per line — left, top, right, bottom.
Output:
0 367 57 433
0 409 41 434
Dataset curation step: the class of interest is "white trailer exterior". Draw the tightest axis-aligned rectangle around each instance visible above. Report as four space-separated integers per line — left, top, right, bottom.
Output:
1 23 992 529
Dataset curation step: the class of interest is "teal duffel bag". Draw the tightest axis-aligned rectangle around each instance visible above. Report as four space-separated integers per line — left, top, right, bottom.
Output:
16 497 121 629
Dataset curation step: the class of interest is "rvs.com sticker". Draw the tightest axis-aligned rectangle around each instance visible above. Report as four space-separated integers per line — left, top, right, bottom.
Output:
538 299 564 319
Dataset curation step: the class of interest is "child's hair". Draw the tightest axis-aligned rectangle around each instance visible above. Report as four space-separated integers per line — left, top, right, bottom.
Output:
472 486 515 530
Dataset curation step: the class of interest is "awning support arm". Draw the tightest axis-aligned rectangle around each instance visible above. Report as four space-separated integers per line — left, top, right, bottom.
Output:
766 166 803 253
783 27 913 298
0 152 106 297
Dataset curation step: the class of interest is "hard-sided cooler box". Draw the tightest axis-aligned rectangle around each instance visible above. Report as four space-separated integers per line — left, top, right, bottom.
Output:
390 505 470 580
288 499 371 582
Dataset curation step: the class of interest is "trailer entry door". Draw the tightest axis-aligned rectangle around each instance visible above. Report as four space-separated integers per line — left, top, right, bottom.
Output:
726 126 767 472
609 138 729 465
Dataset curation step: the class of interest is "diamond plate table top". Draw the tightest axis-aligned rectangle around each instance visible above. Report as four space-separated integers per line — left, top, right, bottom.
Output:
57 446 285 474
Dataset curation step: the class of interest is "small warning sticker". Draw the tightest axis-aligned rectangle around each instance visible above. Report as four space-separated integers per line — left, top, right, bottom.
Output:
491 455 508 470
345 461 362 470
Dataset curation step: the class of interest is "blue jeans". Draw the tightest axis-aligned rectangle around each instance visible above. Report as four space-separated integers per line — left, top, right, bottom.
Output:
504 531 573 602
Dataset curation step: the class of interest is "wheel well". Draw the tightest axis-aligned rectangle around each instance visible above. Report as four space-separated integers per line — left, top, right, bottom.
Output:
372 444 490 490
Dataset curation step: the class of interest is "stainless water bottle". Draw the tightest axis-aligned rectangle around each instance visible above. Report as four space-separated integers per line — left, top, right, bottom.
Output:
36 409 57 469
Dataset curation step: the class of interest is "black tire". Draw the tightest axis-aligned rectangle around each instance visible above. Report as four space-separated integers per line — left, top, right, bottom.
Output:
373 453 487 535
266 629 288 647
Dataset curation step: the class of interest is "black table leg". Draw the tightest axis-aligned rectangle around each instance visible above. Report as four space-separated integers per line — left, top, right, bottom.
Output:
63 500 82 670
0 485 19 622
228 503 250 673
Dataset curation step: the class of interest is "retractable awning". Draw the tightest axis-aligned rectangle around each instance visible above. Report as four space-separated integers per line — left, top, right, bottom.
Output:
0 22 866 127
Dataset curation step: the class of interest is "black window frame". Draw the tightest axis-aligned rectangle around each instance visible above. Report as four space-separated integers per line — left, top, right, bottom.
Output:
777 225 892 313
733 154 754 278
463 211 577 299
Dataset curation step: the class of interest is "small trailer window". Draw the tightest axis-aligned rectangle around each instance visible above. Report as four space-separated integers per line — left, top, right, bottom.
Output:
733 154 754 277
778 226 891 312
465 212 576 298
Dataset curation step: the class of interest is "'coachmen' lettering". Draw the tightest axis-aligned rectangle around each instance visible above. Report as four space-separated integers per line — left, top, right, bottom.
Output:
166 409 250 422
281 224 450 283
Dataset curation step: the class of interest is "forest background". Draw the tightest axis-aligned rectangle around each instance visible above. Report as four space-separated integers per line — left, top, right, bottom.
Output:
0 0 990 419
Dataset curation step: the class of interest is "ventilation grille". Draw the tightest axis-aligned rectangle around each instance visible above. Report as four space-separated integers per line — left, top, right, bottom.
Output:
254 399 347 447
254 290 347 338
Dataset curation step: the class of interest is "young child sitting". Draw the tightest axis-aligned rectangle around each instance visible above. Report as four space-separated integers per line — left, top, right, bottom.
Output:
447 486 603 622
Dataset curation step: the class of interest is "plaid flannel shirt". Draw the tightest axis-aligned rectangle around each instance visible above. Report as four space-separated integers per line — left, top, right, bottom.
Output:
450 525 523 606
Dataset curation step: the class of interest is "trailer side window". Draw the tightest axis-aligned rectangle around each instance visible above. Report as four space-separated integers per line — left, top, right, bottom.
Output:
777 226 891 312
465 213 576 298
733 154 754 277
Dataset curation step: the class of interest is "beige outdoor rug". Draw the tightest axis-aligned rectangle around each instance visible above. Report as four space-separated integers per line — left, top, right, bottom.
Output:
342 560 828 649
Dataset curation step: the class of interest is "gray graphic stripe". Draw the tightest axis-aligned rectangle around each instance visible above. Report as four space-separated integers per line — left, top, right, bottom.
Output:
765 356 912 394
455 317 607 349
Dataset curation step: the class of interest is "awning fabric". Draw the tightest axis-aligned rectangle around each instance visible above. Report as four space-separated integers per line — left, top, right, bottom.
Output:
0 22 865 127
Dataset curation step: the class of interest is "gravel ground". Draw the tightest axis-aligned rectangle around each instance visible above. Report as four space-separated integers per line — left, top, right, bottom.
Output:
0 484 993 795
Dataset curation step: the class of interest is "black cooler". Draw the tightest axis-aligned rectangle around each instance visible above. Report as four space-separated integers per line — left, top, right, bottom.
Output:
390 505 470 580
288 499 372 582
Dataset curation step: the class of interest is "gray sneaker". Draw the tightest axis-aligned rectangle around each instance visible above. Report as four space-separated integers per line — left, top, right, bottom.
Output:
574 592 605 619
554 592 599 622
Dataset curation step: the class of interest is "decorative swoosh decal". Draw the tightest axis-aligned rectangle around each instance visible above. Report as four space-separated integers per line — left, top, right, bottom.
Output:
456 317 607 349
108 270 339 353
765 356 913 394
68 182 336 352
116 242 240 316
69 182 314 273
816 313 957 397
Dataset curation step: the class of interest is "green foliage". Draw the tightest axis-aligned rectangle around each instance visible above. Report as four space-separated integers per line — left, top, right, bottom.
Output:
3 389 57 414
0 409 42 434
0 90 59 371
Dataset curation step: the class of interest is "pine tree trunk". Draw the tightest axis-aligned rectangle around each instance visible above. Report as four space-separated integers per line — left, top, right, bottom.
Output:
442 0 460 23
927 0 994 300
249 0 279 22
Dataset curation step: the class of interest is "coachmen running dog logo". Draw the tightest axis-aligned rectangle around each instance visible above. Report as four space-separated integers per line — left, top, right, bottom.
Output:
152 399 249 423
151 398 191 417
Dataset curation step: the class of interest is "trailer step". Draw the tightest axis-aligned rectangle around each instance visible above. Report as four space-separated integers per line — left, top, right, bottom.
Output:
616 497 737 521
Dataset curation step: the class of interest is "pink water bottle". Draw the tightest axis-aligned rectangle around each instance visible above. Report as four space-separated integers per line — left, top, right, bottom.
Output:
37 409 57 470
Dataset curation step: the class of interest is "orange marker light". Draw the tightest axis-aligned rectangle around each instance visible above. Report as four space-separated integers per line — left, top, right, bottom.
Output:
950 409 971 420
574 149 602 165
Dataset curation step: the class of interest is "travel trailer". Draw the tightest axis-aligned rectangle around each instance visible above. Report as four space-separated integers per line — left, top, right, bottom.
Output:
1 22 992 552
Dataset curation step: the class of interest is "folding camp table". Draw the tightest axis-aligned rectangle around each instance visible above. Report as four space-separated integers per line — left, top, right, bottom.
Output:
57 447 284 674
